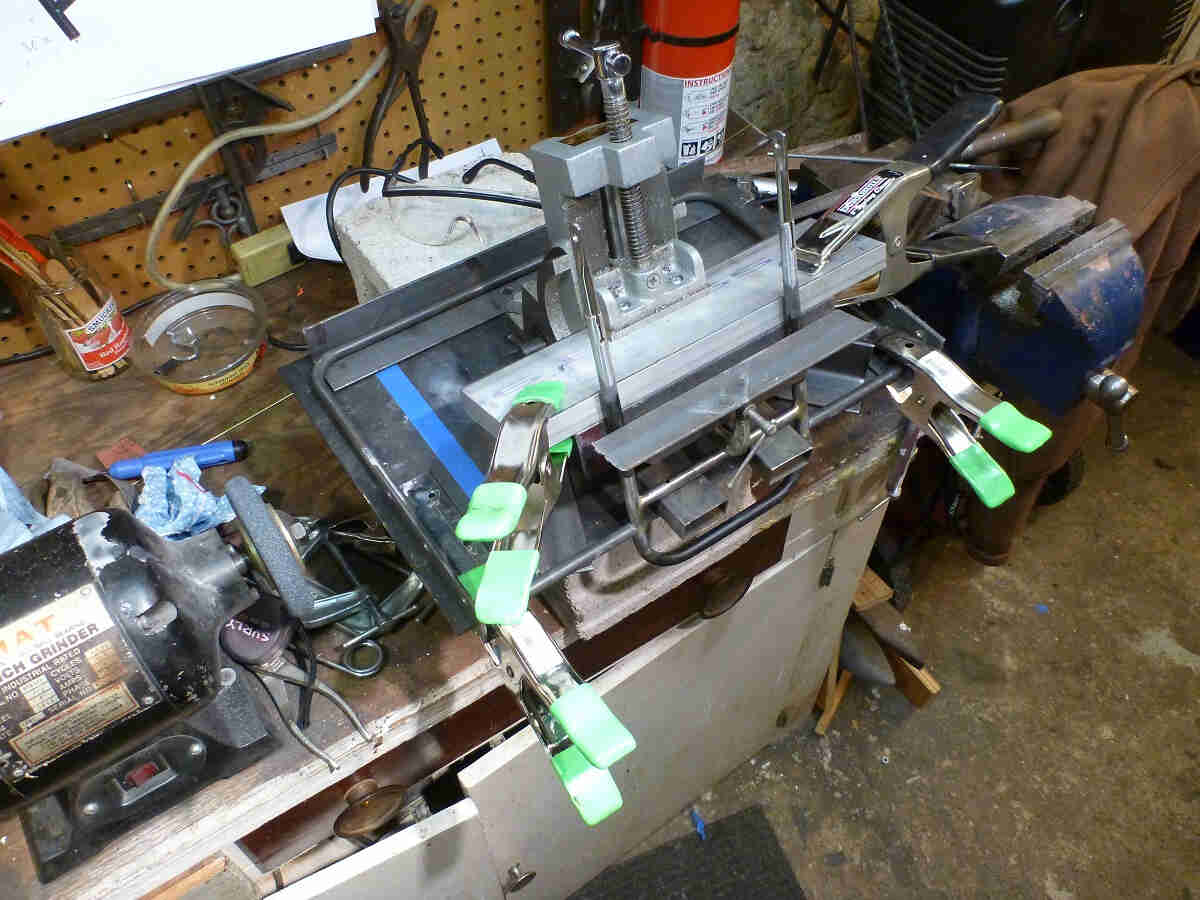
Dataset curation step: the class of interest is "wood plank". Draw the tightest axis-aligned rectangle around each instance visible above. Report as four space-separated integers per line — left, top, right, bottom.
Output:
814 670 853 736
141 855 227 900
853 567 894 612
884 646 942 708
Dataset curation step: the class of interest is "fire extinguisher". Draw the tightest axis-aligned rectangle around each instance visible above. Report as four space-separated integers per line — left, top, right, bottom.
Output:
640 0 740 167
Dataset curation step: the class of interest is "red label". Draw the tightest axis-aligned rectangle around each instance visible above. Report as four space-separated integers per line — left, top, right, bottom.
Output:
65 298 131 371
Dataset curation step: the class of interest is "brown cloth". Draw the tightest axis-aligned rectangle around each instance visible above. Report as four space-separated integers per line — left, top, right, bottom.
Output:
965 64 1200 560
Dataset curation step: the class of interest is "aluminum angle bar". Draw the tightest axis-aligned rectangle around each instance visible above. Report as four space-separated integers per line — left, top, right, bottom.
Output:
592 310 874 472
462 233 885 445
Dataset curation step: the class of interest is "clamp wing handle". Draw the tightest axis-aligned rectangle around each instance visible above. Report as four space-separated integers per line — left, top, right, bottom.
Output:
899 94 1003 174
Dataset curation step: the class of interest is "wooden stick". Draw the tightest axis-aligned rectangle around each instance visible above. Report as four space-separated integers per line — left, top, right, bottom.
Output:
44 258 101 319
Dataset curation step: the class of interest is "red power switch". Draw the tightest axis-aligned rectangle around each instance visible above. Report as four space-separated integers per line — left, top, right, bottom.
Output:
124 762 160 788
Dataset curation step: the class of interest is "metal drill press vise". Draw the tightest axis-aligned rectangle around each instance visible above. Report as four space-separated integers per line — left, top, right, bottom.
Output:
527 30 706 339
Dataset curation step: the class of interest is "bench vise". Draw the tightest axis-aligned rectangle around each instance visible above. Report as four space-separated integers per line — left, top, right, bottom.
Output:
902 194 1144 449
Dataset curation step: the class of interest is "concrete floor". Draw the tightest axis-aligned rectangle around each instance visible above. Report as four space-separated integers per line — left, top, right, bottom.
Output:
190 334 1197 900
633 333 1200 899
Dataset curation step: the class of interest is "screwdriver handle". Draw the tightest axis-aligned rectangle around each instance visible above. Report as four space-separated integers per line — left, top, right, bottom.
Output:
108 440 248 479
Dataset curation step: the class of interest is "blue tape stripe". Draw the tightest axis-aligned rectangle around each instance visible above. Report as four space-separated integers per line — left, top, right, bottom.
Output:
376 365 484 496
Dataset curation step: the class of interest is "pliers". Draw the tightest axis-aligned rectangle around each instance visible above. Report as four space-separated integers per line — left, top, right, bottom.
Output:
361 0 443 190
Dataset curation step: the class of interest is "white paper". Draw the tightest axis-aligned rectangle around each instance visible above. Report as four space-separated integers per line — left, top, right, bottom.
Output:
281 140 506 262
0 0 379 142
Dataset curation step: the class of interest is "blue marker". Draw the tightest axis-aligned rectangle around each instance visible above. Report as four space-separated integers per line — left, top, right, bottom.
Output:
107 440 249 480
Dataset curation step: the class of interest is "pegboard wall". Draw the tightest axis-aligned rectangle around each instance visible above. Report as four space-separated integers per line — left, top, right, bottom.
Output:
0 0 549 357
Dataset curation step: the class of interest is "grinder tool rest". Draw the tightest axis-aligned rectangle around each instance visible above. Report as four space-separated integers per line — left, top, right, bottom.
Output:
276 33 1150 823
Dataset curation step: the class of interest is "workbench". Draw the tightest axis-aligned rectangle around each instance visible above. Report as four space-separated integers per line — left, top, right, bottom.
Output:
0 261 900 900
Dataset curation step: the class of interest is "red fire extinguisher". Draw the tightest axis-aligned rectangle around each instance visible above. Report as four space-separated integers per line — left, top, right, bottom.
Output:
640 0 740 167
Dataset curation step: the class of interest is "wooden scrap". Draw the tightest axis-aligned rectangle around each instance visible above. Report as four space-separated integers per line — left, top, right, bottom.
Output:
883 645 941 708
142 854 227 900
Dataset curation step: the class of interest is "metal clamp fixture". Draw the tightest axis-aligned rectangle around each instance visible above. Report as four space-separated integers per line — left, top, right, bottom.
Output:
454 382 636 826
528 32 705 335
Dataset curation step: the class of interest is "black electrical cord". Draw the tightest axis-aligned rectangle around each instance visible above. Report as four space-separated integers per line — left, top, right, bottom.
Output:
380 185 543 207
325 165 417 257
461 157 536 185
289 627 319 730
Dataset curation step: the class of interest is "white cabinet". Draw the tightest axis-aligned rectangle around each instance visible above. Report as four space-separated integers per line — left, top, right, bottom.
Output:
280 503 883 899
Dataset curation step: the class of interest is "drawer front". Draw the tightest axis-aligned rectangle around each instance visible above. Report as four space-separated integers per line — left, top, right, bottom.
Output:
458 505 883 900
273 799 502 900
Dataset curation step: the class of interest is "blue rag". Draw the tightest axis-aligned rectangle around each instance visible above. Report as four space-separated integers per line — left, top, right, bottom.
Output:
135 456 258 539
0 466 70 554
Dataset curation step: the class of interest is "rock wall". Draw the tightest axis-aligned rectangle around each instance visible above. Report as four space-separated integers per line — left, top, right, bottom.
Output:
731 0 879 144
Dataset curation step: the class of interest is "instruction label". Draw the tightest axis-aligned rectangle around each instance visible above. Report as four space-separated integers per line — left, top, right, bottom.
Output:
641 64 732 166
0 584 144 769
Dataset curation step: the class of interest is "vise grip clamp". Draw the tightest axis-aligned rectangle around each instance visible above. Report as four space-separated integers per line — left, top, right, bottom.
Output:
794 94 1004 301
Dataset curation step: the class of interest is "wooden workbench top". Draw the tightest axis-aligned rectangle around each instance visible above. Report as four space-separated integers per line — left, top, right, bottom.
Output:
0 261 903 899
0 263 532 900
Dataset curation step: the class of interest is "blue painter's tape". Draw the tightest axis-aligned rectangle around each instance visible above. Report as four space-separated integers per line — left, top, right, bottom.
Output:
376 365 484 496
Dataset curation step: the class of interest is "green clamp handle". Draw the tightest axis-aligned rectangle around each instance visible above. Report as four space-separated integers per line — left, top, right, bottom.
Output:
514 380 566 410
456 482 527 543
978 402 1052 453
551 745 623 826
549 683 637 769
949 443 1015 509
472 549 539 625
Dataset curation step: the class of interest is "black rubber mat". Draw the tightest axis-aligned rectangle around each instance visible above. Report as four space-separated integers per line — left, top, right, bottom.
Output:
569 805 806 900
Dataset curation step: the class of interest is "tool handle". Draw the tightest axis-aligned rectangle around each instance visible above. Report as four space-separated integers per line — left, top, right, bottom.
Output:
961 107 1063 161
899 94 1004 175
108 440 248 479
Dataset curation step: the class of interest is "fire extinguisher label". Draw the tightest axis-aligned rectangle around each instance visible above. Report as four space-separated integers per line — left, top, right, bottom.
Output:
641 64 733 166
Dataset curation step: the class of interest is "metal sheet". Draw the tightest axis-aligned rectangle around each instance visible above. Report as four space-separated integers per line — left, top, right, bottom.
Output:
593 311 874 472
326 292 510 391
463 233 885 443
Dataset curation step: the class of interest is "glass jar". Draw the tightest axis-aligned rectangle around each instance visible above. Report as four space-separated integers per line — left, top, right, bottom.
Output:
32 255 130 381
128 280 267 394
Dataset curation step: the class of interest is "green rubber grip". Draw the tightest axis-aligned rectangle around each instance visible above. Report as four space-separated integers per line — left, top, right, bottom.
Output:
551 745 623 826
514 380 565 410
549 436 574 459
549 683 637 769
456 482 527 542
474 549 539 625
978 401 1053 453
949 444 1015 509
458 564 486 599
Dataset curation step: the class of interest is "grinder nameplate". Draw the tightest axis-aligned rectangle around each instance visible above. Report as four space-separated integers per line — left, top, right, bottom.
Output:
0 583 146 770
